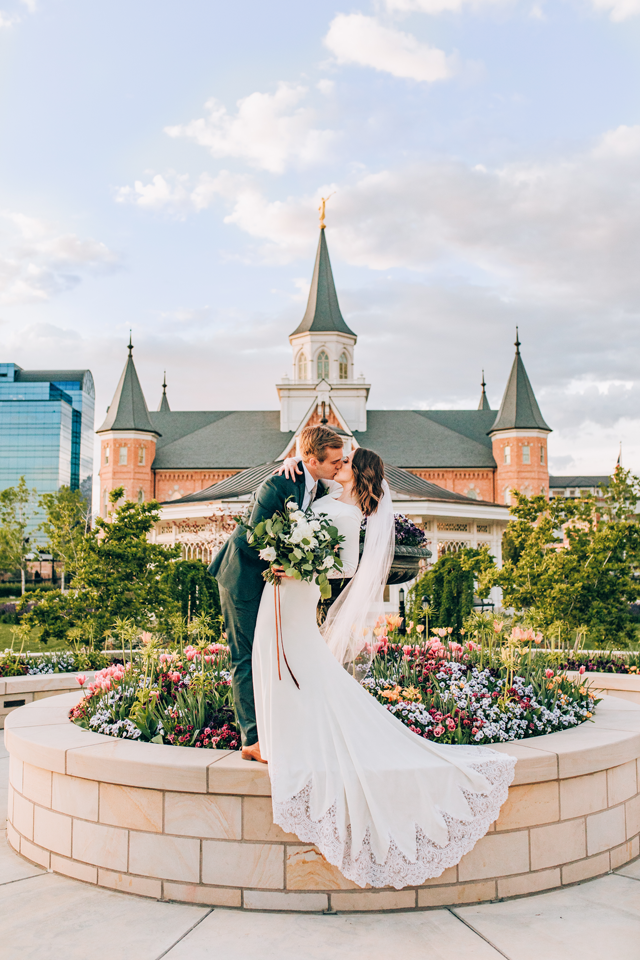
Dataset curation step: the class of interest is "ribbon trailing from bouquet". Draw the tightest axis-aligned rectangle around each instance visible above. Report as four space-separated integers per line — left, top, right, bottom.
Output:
273 581 300 689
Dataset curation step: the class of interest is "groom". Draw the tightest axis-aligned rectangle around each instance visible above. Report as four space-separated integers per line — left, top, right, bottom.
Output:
209 425 345 762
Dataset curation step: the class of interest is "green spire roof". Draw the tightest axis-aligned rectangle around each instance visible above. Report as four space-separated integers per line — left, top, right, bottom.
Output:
158 372 170 412
97 340 160 436
490 331 550 434
290 229 356 338
478 371 491 410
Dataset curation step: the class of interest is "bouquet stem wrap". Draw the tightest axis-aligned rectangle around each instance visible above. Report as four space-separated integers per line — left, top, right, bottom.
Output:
273 580 299 689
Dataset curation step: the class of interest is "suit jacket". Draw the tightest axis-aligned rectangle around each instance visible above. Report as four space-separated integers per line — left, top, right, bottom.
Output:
208 464 327 601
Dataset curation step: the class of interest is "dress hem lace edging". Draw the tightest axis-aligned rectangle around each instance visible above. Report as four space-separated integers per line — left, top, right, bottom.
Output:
272 752 517 891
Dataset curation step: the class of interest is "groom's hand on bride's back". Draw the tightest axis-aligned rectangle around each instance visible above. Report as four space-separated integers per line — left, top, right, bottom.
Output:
275 457 302 480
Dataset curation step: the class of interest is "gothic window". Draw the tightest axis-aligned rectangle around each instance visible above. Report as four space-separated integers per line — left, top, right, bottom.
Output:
137 489 144 503
522 445 530 464
540 446 545 465
297 353 308 380
339 352 348 380
138 446 146 466
119 446 128 465
317 351 330 380
104 444 110 465
504 445 511 465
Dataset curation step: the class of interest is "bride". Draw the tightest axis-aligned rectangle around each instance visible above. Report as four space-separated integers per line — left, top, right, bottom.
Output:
252 447 516 890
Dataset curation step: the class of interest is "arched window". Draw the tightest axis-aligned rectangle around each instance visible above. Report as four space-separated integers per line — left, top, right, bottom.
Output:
317 351 330 380
297 353 308 380
339 352 348 380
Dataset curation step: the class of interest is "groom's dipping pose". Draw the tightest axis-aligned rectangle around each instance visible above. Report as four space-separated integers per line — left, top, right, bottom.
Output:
209 425 344 762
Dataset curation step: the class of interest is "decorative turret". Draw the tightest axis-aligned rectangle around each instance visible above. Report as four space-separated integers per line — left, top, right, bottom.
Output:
489 330 551 503
158 372 170 413
277 209 369 433
478 371 491 411
96 337 159 514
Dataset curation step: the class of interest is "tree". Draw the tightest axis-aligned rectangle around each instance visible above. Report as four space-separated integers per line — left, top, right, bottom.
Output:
74 488 181 638
408 548 494 638
163 559 221 623
0 478 39 595
39 486 91 592
498 467 640 646
22 487 181 644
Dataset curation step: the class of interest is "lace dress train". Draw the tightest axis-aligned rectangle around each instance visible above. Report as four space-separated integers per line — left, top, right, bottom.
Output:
252 496 516 890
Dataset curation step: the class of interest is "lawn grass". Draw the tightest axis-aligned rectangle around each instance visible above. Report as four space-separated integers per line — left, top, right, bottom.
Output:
0 624 70 653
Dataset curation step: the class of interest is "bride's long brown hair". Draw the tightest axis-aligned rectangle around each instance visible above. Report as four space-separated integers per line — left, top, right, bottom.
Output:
351 448 385 517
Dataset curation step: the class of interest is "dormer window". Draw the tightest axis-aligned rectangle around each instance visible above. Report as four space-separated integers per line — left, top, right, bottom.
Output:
339 352 348 380
317 351 330 380
297 353 308 380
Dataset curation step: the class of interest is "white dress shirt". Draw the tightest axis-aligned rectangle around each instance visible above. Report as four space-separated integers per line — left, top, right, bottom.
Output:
301 463 318 511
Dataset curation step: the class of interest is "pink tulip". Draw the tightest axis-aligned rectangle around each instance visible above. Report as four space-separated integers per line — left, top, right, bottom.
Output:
579 665 586 675
545 669 554 679
76 674 86 686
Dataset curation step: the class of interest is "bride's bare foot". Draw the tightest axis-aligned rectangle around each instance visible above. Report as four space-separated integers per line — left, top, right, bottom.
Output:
242 741 267 764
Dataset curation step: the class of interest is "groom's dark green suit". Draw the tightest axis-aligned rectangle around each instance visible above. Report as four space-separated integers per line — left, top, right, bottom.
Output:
209 465 326 747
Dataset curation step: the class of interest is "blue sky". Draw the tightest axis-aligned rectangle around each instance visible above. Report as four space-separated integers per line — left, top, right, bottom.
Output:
1 0 640 477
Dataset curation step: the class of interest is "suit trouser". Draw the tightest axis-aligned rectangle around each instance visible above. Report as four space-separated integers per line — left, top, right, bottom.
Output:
218 583 261 747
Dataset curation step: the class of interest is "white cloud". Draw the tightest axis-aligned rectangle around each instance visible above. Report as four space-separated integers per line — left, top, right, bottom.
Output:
324 14 454 82
164 83 335 174
0 212 119 304
114 170 246 219
384 0 507 11
590 0 640 19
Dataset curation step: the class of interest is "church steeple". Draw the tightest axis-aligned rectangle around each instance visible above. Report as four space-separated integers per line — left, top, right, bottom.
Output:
158 371 170 413
97 339 158 516
490 330 550 433
478 371 491 411
97 339 159 436
290 229 356 339
489 331 551 504
278 223 368 433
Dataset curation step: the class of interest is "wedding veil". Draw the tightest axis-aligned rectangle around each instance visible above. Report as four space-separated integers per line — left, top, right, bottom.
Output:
321 478 395 677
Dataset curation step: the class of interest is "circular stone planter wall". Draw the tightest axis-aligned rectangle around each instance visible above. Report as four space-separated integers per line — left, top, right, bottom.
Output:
5 690 640 913
0 672 97 730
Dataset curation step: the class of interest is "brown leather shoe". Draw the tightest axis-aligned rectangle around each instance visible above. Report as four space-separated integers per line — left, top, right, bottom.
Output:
241 741 267 764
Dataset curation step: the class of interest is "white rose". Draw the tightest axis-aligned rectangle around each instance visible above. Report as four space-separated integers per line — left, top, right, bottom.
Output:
287 502 297 511
322 555 335 568
259 546 277 562
309 520 321 531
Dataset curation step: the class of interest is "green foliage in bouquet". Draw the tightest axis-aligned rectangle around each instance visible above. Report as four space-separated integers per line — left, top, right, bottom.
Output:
245 498 345 600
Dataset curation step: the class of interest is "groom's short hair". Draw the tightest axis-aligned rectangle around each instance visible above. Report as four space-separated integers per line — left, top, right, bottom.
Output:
299 425 343 462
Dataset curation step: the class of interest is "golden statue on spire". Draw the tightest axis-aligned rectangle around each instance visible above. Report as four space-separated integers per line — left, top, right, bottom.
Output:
318 192 335 229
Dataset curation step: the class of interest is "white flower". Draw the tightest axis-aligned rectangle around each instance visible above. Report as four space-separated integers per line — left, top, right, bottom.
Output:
322 555 335 568
287 502 297 511
259 546 277 562
309 520 321 531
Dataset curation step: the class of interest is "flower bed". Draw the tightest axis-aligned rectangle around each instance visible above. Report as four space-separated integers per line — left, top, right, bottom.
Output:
0 648 111 678
69 622 598 750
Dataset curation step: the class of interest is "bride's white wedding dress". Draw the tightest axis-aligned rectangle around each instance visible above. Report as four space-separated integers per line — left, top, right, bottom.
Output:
252 491 516 890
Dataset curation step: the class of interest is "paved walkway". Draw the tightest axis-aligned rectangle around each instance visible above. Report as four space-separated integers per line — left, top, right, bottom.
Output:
1 732 639 960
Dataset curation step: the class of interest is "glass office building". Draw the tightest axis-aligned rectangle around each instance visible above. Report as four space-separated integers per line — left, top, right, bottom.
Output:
0 364 95 512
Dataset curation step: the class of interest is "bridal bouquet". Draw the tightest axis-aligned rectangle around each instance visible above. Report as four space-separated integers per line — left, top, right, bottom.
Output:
245 498 345 599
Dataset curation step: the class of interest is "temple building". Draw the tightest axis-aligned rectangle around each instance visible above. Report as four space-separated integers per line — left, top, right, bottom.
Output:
96 225 604 565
